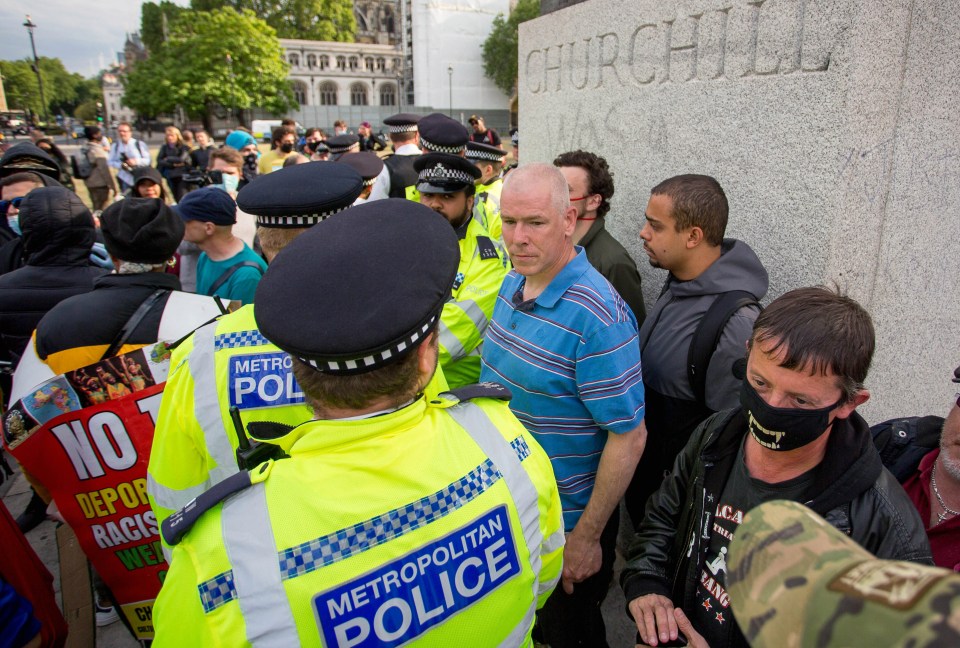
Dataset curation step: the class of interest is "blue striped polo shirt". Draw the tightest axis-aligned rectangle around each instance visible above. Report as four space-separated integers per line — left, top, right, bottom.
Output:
480 248 645 531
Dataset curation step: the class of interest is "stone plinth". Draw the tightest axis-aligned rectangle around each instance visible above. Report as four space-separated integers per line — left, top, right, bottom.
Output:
519 0 960 422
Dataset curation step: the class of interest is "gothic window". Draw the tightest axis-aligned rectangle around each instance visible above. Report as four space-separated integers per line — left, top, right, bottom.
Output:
336 56 346 70
376 57 386 71
349 57 359 71
393 58 401 71
350 82 368 106
319 55 329 70
379 84 396 106
319 81 338 106
365 57 374 71
288 53 300 67
292 81 308 106
307 54 317 69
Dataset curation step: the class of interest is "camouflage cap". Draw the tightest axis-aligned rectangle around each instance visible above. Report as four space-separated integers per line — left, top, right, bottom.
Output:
727 500 960 648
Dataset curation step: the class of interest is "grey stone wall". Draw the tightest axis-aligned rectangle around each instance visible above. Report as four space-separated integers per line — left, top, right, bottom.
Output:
518 0 959 423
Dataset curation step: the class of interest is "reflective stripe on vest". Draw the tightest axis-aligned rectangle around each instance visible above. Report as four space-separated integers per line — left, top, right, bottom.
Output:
445 402 544 639
147 473 209 513
439 298 489 362
223 481 300 647
197 403 540 643
189 322 239 486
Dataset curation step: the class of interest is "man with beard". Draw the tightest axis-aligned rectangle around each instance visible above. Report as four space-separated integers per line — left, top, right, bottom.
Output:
414 153 507 388
621 287 931 648
626 174 768 529
554 150 645 326
224 130 260 185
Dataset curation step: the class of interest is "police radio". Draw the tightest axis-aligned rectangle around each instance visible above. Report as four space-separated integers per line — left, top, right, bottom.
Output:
229 406 287 470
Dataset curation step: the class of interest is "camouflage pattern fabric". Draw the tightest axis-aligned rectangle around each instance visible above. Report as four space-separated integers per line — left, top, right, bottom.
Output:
728 499 960 648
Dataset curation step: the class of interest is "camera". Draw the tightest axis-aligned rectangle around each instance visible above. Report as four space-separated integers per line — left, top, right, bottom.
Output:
182 169 224 189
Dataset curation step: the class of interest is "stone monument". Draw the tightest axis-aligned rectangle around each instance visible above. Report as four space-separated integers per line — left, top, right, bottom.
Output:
519 0 959 422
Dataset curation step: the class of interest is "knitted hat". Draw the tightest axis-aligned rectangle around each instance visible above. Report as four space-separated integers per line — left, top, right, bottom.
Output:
225 130 257 151
100 198 184 263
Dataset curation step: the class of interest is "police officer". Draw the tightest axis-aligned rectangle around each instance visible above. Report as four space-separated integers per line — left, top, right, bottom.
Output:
147 162 364 528
367 112 422 201
414 153 509 389
466 141 508 242
406 114 469 204
326 134 361 160
338 151 385 204
152 199 564 647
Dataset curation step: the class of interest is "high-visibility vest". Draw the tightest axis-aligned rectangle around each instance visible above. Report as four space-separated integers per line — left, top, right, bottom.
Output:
438 216 509 389
474 178 503 244
153 390 565 647
147 305 314 530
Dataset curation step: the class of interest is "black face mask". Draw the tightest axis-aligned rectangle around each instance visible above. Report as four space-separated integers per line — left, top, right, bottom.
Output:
739 380 844 452
279 143 294 153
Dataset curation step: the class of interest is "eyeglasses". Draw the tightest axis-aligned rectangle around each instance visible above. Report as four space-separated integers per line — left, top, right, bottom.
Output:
0 197 24 214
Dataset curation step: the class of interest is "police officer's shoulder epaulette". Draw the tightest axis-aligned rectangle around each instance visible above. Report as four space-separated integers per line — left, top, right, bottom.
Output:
247 421 297 441
161 463 268 546
440 382 512 403
476 235 500 261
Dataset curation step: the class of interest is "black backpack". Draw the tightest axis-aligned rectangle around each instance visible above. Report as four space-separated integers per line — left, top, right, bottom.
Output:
71 146 93 179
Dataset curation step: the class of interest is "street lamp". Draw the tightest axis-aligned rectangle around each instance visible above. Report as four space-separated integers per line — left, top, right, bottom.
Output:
22 15 49 126
396 73 403 112
447 65 453 118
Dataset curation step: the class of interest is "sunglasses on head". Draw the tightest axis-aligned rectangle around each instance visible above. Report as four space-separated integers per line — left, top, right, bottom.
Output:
0 197 24 214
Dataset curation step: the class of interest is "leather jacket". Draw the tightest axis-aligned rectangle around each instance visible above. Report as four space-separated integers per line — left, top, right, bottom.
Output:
621 407 933 634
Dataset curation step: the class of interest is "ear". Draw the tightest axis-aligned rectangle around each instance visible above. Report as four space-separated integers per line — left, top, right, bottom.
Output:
587 194 603 212
563 205 578 236
466 194 475 212
834 389 870 419
685 226 706 249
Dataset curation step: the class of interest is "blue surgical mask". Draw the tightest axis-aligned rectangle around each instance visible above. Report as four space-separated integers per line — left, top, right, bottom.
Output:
219 173 240 194
6 215 20 236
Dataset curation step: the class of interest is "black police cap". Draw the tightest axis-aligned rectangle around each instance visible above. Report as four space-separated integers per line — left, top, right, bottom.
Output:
338 151 384 185
418 113 469 155
254 199 460 375
383 113 421 133
235 161 363 228
466 141 507 162
414 153 481 194
326 134 360 154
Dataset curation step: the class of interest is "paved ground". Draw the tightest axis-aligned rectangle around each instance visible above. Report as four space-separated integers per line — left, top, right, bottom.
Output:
3 451 637 647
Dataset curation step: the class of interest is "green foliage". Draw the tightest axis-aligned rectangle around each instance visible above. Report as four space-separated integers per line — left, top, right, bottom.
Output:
141 1 188 54
0 57 99 119
123 8 296 120
189 0 356 41
74 99 99 122
481 0 540 96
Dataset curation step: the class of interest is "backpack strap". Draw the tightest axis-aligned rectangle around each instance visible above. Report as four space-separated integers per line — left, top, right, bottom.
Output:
687 290 760 406
209 261 264 295
101 289 168 360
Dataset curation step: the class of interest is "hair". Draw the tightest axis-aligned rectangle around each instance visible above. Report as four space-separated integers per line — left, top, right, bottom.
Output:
257 226 309 260
118 122 133 130
208 147 243 171
194 129 209 140
164 126 185 146
283 154 309 168
271 125 296 146
305 127 324 139
748 286 875 402
502 163 569 216
289 335 430 415
281 118 296 127
334 119 347 129
553 150 615 219
182 129 195 142
650 174 728 246
390 131 417 145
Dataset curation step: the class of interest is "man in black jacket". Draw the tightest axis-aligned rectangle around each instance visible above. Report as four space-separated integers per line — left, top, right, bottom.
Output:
0 187 107 366
621 286 932 648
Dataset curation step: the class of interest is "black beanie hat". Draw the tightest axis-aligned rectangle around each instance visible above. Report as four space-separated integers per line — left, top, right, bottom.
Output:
100 198 184 264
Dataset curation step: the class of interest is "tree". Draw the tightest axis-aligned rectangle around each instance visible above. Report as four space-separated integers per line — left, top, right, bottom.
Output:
189 0 356 41
141 1 188 54
481 0 540 96
123 8 296 128
0 57 94 120
74 100 99 122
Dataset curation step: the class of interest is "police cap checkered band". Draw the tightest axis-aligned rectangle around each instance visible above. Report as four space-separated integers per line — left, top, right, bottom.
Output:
326 134 360 154
413 153 481 193
466 141 506 162
417 164 474 186
236 161 362 229
383 113 421 133
254 199 460 375
419 137 465 155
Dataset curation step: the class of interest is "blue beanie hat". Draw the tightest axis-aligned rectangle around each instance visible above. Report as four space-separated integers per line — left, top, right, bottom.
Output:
225 130 257 150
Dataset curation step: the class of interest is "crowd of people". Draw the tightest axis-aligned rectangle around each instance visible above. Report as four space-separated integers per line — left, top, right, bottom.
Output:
0 108 957 648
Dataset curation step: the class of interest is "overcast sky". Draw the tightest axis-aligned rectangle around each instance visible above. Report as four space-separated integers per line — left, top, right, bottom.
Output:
0 1 191 78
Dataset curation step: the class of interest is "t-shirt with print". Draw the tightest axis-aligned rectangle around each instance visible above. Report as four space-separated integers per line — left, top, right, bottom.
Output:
691 438 814 647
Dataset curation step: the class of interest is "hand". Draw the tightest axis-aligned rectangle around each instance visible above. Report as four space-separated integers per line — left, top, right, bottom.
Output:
629 594 677 647
560 525 601 594
673 608 708 648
